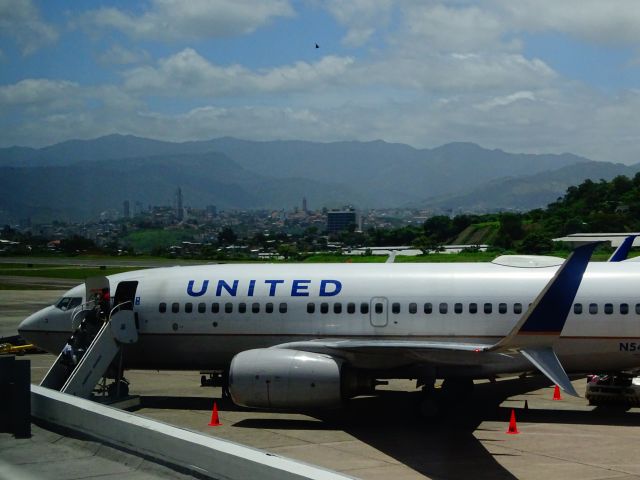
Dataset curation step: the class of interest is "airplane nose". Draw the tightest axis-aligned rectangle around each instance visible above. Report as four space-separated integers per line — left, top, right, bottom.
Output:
18 310 46 339
18 305 71 354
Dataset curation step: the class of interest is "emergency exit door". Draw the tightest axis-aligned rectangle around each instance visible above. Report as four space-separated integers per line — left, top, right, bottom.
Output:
369 297 388 327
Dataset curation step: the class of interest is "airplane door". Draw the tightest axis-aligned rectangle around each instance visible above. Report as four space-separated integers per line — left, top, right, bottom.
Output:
370 297 388 327
114 281 138 311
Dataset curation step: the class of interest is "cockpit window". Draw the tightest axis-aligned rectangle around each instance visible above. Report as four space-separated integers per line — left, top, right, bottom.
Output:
56 297 83 311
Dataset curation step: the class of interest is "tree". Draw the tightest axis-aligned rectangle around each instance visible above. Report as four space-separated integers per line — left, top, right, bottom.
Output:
59 235 96 254
519 232 553 255
424 216 452 242
218 227 237 246
277 244 298 260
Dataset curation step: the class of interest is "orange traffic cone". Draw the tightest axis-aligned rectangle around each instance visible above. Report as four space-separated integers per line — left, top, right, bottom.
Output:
506 409 519 434
553 385 562 401
208 401 222 426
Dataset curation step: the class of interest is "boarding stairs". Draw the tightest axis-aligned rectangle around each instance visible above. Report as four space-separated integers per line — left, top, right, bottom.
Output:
40 302 138 399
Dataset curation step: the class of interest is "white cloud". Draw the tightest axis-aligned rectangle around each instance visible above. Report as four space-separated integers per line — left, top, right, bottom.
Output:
0 79 80 109
399 3 509 53
474 90 536 111
80 0 294 41
0 0 58 54
98 44 150 65
324 0 393 47
122 48 355 96
498 0 640 45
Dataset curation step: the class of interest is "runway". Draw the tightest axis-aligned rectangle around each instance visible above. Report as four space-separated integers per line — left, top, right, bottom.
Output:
3 286 640 479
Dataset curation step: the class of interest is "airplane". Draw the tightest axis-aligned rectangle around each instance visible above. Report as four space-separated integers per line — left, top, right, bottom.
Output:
17 241 640 414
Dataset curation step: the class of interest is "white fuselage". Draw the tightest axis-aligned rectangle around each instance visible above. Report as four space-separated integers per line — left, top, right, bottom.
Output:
19 262 640 376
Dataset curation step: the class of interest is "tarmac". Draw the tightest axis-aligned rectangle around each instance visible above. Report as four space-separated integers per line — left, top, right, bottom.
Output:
2 287 640 479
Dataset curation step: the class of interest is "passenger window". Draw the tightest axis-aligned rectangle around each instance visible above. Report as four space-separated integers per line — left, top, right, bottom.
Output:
620 303 629 315
589 303 598 314
279 302 287 314
159 302 166 313
636 303 640 314
198 302 206 313
225 302 233 314
499 303 507 314
347 303 356 314
409 303 417 314
424 303 432 314
321 302 329 314
469 303 477 314
211 302 220 314
171 302 179 313
574 303 582 314
604 303 613 314
266 302 274 313
185 302 193 313
514 303 522 314
439 303 448 314
360 302 369 314
238 303 247 314
252 303 260 313
392 303 400 314
307 303 315 314
334 303 342 314
484 303 492 314
454 303 462 314
375 303 384 314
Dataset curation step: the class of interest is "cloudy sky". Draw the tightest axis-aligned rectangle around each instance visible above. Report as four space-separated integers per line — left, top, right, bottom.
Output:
1 0 640 163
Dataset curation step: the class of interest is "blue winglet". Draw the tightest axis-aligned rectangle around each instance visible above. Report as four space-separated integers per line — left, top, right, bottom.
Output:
608 235 638 262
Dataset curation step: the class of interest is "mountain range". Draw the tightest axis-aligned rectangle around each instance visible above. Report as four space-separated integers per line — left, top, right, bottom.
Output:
0 135 636 223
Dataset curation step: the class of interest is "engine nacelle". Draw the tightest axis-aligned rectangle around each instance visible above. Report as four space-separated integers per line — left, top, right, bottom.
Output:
229 348 345 409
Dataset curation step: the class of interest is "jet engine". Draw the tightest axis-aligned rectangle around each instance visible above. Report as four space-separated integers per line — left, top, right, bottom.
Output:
229 348 368 409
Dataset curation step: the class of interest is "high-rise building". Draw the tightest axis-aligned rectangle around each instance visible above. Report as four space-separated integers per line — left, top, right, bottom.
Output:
327 208 357 234
123 200 130 219
302 197 308 213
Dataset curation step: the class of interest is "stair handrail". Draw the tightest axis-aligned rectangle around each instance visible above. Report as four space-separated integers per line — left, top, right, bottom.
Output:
70 299 97 330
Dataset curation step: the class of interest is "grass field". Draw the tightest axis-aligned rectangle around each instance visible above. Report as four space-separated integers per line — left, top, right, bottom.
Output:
0 266 143 279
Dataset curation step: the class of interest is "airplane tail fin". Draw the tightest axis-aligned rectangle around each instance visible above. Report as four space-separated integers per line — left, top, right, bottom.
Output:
609 234 638 262
488 242 600 396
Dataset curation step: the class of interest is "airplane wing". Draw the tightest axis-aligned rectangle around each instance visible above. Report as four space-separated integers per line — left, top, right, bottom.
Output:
275 243 601 397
